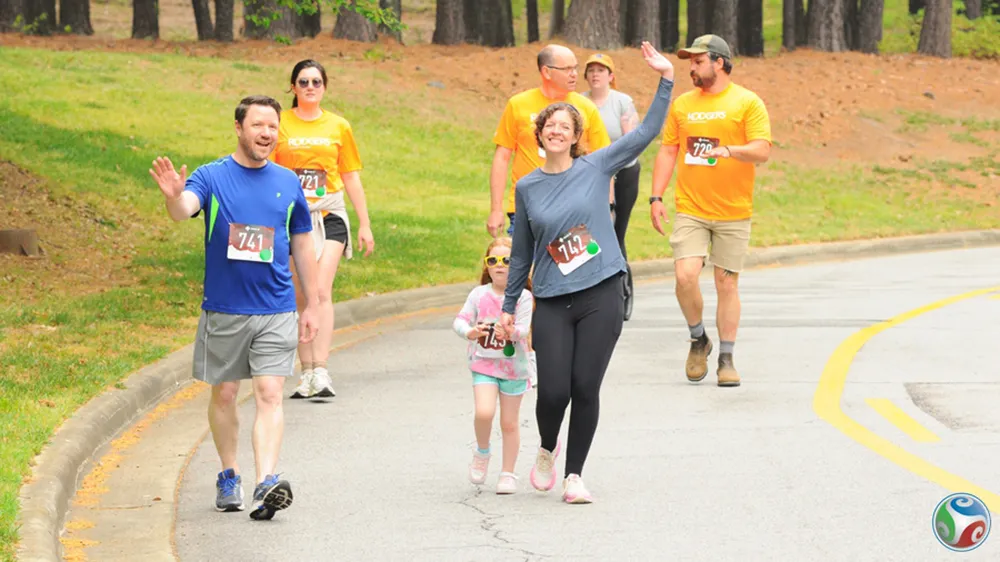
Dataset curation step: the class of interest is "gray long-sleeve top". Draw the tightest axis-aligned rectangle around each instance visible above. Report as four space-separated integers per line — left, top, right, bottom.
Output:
503 76 675 314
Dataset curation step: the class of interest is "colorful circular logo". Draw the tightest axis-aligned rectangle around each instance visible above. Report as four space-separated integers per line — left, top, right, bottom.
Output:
933 493 991 552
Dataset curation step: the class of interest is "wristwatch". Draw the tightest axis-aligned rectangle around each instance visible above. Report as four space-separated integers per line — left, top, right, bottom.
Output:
649 196 663 204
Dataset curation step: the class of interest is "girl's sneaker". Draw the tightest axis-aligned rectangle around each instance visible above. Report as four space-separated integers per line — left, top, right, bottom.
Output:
562 474 593 504
469 451 490 485
529 440 561 492
496 472 518 495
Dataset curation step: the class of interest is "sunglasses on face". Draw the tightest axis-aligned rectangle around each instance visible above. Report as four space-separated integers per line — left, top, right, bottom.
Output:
297 78 324 88
485 255 511 267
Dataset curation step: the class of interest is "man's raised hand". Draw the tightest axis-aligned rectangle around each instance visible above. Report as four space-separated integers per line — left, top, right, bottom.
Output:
149 156 187 200
640 41 674 81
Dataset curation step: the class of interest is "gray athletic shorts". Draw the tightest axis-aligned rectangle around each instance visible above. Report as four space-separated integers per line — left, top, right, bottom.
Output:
192 310 299 385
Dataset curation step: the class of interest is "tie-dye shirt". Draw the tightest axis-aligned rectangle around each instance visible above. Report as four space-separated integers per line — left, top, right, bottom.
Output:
453 284 534 380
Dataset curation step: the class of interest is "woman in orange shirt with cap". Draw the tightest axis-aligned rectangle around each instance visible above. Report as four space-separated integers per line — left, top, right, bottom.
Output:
271 59 375 399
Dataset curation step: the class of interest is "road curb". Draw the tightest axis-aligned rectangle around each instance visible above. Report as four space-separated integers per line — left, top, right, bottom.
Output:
15 228 1000 561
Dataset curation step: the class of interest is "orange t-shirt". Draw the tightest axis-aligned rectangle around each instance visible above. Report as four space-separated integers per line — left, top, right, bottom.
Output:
662 82 771 221
493 88 611 213
270 109 362 208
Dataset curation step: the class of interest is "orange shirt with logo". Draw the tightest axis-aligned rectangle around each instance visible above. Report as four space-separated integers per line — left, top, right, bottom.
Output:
493 88 611 213
270 109 362 213
662 82 771 221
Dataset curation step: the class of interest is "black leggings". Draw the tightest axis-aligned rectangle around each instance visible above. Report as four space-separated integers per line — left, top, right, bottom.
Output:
613 162 641 260
532 273 625 477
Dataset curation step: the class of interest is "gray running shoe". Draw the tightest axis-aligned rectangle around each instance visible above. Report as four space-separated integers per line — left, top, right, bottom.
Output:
215 468 245 512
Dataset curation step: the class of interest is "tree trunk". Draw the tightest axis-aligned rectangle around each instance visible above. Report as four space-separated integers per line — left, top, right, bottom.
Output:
738 0 763 55
298 0 320 37
59 0 93 34
333 0 378 41
843 0 858 50
193 0 213 39
908 0 924 15
963 0 982 18
549 0 565 37
477 0 514 47
712 0 738 55
215 0 234 40
24 0 56 34
783 0 796 49
686 0 713 47
917 0 951 57
526 0 539 42
659 0 679 51
795 0 807 44
0 230 41 257
857 0 883 53
462 0 479 42
433 0 464 44
379 0 402 42
808 0 848 51
566 0 622 50
0 0 22 32
628 0 659 47
620 0 631 44
132 0 158 38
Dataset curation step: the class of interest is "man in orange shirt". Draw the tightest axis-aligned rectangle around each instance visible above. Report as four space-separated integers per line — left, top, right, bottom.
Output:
488 44 611 238
649 35 772 388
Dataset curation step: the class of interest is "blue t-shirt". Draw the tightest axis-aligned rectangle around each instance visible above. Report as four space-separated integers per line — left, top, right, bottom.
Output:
184 155 312 315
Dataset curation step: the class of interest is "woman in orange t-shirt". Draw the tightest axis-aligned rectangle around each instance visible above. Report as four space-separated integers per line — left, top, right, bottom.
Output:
270 59 375 400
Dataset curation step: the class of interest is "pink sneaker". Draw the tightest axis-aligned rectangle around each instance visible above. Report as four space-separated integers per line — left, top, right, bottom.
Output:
496 472 518 495
562 474 593 504
529 441 561 492
469 451 490 485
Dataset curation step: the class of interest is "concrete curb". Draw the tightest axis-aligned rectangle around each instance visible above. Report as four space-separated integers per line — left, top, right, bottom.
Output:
15 228 1000 561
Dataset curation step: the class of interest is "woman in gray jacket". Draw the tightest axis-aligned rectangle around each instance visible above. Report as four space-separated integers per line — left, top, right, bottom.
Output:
499 41 675 504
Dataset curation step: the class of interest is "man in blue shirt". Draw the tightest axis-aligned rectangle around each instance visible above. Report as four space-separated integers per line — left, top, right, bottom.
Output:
149 95 320 521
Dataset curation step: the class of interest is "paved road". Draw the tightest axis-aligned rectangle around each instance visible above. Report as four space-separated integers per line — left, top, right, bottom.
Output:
174 247 1000 561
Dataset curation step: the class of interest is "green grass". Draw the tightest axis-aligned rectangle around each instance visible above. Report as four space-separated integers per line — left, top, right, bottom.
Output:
1 44 999 561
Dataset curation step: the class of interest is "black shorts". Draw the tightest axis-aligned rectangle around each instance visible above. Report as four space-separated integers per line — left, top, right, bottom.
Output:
323 213 348 244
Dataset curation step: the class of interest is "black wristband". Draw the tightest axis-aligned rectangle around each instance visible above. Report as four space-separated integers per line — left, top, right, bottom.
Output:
649 196 663 204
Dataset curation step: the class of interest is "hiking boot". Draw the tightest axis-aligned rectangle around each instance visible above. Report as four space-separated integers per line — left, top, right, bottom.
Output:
717 353 741 387
215 468 244 512
686 334 713 382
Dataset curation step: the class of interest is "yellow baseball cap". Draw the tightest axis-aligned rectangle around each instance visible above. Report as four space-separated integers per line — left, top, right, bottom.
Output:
585 53 617 89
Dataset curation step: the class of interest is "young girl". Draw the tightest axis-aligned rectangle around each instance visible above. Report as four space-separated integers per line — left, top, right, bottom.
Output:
453 237 535 494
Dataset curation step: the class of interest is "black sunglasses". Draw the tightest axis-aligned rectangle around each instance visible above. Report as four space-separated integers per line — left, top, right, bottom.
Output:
297 78 324 88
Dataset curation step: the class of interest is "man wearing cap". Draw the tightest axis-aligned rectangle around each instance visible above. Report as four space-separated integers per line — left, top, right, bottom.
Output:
488 44 612 238
582 52 641 321
649 34 772 388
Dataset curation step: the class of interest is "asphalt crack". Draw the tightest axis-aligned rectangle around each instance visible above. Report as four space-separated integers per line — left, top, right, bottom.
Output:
455 489 549 559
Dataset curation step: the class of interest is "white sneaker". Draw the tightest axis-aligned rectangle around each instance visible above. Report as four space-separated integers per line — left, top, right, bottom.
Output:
311 367 336 398
562 474 593 504
496 472 518 495
290 370 315 399
469 451 490 485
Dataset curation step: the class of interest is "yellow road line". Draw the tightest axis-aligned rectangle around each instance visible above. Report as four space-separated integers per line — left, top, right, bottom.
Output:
865 398 940 442
814 285 1000 514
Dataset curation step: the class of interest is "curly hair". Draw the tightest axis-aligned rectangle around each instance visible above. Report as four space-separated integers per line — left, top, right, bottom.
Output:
534 102 588 159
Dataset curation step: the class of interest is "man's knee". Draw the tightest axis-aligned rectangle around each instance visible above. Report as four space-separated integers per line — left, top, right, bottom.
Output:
674 258 703 289
253 377 285 408
212 382 240 407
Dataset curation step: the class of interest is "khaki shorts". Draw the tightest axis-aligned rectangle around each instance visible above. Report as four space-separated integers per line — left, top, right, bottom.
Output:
669 213 752 273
